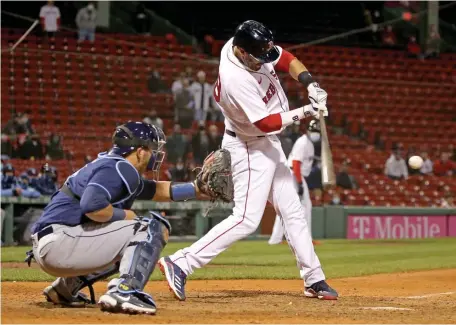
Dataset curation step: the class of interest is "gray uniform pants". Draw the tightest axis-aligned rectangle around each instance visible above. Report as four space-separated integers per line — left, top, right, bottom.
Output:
32 220 149 300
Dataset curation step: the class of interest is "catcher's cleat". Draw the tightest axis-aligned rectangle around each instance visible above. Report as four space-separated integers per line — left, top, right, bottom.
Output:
98 289 157 315
158 256 187 301
43 285 91 307
304 280 338 300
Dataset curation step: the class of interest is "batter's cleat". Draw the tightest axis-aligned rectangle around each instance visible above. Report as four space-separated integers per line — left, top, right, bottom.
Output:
304 280 338 300
98 290 157 315
43 285 91 307
158 256 187 301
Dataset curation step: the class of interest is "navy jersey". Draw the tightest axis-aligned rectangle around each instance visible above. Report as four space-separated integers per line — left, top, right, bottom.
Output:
32 153 157 233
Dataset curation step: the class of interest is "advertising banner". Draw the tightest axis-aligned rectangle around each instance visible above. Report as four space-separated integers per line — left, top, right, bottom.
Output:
347 215 449 239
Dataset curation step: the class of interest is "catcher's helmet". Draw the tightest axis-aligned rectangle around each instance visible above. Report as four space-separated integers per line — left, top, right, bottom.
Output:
110 121 166 172
233 20 280 64
308 120 321 133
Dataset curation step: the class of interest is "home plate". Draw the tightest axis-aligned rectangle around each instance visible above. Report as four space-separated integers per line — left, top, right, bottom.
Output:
360 307 413 311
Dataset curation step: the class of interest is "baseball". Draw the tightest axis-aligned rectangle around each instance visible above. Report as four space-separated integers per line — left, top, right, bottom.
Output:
408 155 423 169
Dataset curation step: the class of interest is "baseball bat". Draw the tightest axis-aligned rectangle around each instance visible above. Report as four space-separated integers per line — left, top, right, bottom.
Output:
319 110 336 188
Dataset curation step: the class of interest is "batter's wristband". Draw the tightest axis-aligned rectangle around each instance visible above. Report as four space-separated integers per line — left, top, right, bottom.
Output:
298 71 314 87
170 182 197 202
111 208 126 221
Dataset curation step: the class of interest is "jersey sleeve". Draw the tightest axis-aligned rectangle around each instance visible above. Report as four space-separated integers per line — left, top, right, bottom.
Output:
86 167 127 203
228 79 269 123
39 7 45 17
271 46 284 67
136 179 157 200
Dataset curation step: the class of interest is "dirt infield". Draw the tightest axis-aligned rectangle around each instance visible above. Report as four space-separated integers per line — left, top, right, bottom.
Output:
2 269 456 324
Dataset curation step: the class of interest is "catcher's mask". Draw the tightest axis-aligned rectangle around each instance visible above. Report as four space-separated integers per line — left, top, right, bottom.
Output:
110 122 166 178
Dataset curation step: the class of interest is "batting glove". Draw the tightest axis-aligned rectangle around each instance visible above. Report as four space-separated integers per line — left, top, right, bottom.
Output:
302 103 328 118
307 82 328 106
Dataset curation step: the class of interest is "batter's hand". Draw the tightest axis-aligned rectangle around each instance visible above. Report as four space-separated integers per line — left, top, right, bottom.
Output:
302 103 328 118
307 82 328 107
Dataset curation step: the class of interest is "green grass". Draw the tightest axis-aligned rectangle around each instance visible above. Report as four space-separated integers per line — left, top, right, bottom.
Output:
2 238 456 281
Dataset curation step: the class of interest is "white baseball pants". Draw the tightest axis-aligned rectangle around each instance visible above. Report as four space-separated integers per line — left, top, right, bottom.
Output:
169 134 325 286
269 178 312 245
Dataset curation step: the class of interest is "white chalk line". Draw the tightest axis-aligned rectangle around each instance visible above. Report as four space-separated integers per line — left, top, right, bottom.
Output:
406 291 456 299
360 306 414 311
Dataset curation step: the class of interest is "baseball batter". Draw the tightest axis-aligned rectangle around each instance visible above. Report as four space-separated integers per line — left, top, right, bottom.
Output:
159 20 338 300
27 122 223 315
269 120 320 245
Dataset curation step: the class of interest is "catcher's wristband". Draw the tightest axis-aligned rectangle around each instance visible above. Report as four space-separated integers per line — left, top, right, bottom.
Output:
169 182 197 202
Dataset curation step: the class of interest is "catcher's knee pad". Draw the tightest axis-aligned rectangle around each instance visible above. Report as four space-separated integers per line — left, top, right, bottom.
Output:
118 212 171 292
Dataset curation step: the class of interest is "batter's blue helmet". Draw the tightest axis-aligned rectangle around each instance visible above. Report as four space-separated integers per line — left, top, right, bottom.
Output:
110 121 166 173
233 20 280 64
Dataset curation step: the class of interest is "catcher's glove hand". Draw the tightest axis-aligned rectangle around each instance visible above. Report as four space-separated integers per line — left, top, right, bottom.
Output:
196 149 234 203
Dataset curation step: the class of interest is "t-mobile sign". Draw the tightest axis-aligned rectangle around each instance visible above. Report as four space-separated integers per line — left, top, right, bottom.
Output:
347 216 449 239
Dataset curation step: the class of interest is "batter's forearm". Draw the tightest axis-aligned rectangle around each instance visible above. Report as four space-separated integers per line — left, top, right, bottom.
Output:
254 104 315 133
289 58 308 81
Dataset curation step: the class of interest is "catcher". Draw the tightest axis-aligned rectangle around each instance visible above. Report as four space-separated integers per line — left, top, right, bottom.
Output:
27 121 233 315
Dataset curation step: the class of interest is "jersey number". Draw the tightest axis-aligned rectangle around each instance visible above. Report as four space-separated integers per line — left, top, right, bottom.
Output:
213 75 221 103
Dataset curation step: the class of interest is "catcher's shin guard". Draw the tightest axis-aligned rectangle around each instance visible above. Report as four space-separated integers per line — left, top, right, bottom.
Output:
117 212 171 292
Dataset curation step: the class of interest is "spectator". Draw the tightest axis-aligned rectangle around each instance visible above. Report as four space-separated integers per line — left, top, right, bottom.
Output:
425 24 441 58
133 3 151 35
433 152 456 176
191 125 210 165
185 66 194 83
165 124 188 164
1 134 14 159
336 163 358 190
143 109 164 130
329 194 343 205
407 36 421 58
84 155 93 164
191 71 213 123
75 2 97 43
207 125 222 153
186 160 199 181
39 0 60 39
45 133 64 160
166 158 187 182
420 152 433 175
3 113 35 137
33 164 59 195
16 134 44 160
290 122 302 144
1 164 22 197
382 25 397 46
385 150 408 180
174 79 194 129
147 70 169 94
441 192 454 208
171 72 187 98
18 174 41 198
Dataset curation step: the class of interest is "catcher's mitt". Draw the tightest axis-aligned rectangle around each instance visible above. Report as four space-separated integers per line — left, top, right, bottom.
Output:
196 149 234 203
